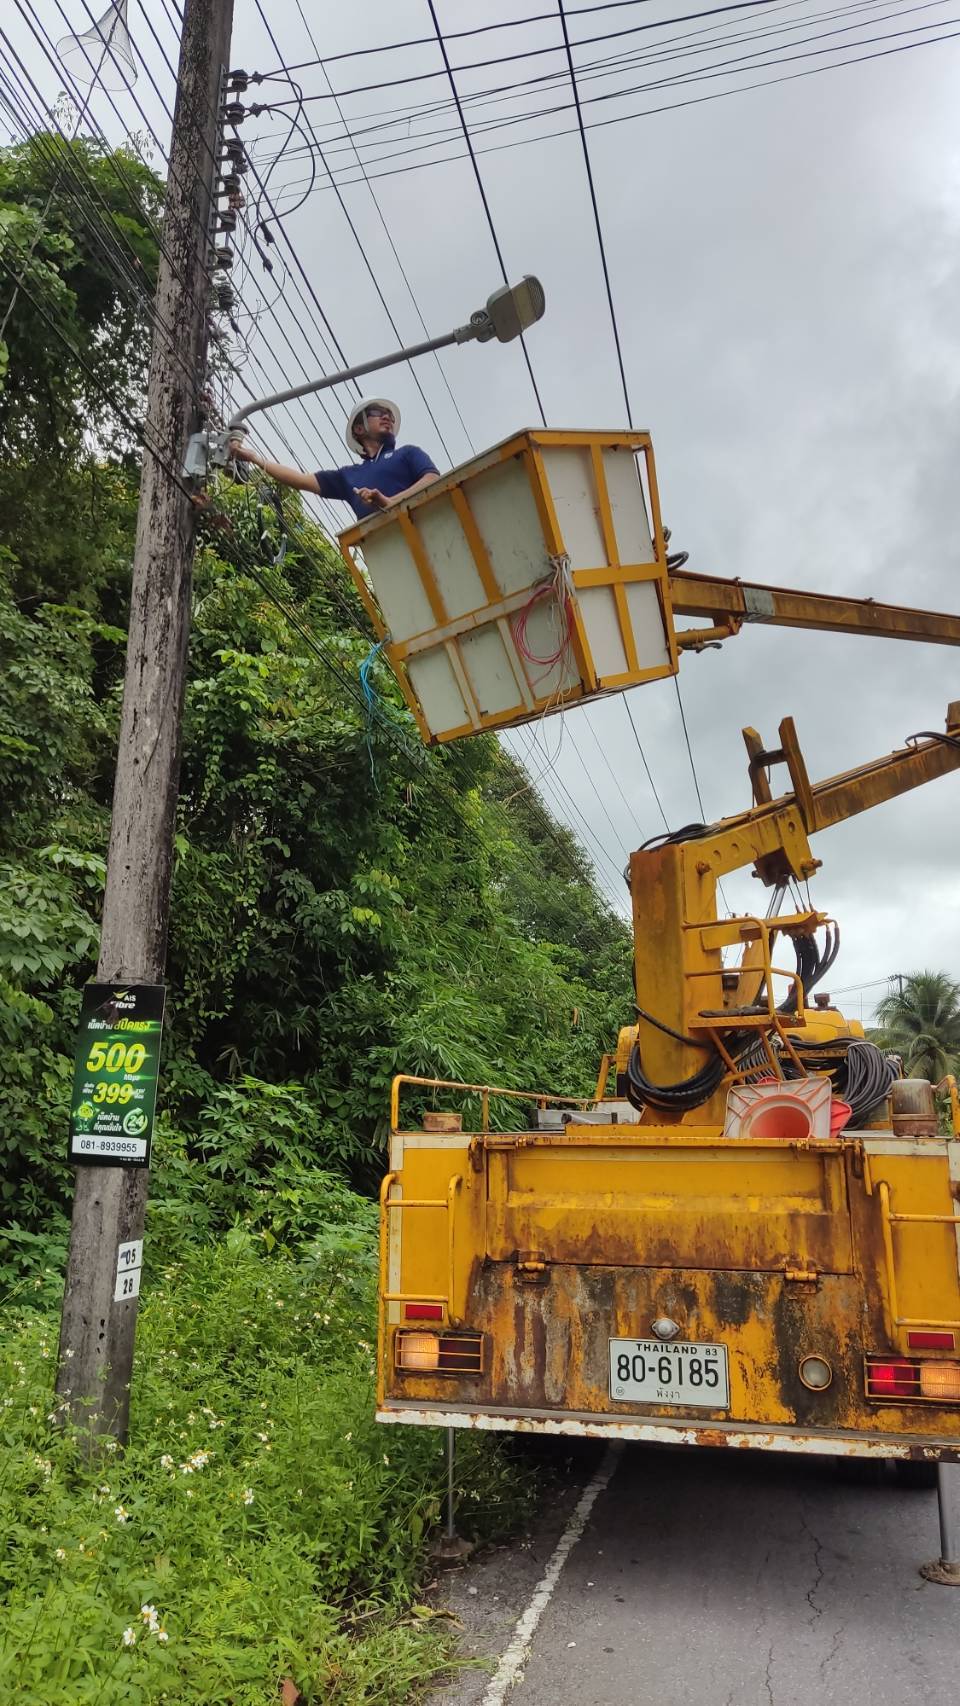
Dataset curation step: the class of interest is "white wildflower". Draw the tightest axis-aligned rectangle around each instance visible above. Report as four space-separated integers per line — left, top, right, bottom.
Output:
242 1488 254 1505
55 1547 67 1562
114 1505 129 1524
122 1627 136 1647
160 1454 174 1470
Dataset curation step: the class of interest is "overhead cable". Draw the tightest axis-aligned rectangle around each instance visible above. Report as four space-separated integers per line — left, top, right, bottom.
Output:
424 0 548 427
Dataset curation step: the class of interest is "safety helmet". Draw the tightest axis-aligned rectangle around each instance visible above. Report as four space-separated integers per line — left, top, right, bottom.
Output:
345 396 401 454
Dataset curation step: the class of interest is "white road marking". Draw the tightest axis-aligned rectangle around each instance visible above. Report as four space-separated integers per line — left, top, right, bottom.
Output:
479 1444 622 1706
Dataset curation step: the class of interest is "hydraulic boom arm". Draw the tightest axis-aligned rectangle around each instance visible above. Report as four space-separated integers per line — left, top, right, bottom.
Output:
669 568 960 652
628 703 960 1117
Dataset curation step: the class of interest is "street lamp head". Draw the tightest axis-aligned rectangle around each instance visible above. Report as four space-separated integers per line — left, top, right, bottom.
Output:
475 276 546 344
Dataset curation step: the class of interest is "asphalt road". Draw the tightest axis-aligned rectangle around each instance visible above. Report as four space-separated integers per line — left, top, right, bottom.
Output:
428 1444 960 1706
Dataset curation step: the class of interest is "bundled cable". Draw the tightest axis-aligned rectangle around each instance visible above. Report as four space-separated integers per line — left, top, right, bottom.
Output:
511 556 574 679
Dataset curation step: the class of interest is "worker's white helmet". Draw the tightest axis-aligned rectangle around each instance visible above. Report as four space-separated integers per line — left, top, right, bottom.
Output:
345 396 401 453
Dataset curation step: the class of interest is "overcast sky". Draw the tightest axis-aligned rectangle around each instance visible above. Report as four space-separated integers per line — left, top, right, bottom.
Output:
9 1 960 1021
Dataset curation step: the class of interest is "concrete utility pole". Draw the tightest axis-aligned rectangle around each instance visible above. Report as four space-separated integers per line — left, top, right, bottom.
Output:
56 0 235 1440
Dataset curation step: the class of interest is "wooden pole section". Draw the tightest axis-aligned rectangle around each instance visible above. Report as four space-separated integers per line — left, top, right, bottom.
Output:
56 0 235 1441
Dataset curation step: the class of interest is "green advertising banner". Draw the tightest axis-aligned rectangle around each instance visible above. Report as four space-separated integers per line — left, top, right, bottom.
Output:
69 984 166 1167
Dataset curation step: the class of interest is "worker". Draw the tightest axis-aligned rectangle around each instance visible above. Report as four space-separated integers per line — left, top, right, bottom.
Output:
231 398 440 521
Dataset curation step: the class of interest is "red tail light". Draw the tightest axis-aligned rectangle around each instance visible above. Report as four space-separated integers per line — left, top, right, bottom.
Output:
906 1330 956 1351
866 1354 960 1402
866 1359 921 1399
404 1303 443 1321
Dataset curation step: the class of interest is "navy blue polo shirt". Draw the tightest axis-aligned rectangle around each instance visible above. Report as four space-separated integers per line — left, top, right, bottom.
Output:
314 442 438 520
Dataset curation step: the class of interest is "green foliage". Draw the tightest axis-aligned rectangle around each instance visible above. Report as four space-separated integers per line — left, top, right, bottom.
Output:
0 1227 537 1705
0 124 628 1701
0 133 161 457
872 971 960 1082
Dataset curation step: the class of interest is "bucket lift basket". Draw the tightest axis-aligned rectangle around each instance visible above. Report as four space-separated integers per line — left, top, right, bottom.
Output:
339 429 679 744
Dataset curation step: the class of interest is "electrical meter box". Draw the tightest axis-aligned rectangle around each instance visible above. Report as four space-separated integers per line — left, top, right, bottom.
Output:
339 428 678 745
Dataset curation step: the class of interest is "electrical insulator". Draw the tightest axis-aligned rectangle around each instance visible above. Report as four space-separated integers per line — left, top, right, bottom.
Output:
214 243 235 269
227 69 250 91
222 101 246 124
220 172 241 195
217 209 237 234
215 283 235 310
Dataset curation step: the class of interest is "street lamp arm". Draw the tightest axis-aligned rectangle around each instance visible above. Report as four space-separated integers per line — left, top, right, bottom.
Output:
227 323 470 436
224 275 545 439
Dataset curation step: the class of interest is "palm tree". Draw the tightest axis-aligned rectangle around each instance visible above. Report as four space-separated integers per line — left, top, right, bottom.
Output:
873 972 960 1081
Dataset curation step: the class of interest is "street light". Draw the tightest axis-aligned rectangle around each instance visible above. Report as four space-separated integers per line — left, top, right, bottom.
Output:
221 275 546 444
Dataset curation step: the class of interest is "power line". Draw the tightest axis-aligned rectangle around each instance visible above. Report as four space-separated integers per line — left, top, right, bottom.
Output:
251 23 960 194
290 0 476 459
270 0 721 74
424 0 549 427
557 0 633 426
251 0 914 167
249 0 459 469
624 697 671 832
550 5 719 877
271 0 815 100
580 707 649 842
293 0 948 177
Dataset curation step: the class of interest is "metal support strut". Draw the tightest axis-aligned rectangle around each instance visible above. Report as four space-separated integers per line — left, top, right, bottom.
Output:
920 1463 960 1586
431 1426 473 1564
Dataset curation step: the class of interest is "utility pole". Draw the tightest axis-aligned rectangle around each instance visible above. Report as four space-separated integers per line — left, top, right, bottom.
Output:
56 0 235 1441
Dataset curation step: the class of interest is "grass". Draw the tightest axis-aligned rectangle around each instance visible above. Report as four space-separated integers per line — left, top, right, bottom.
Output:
0 1216 539 1705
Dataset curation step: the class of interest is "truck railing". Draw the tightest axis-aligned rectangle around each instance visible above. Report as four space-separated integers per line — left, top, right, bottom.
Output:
389 1073 592 1136
870 1177 960 1341
377 1170 463 1402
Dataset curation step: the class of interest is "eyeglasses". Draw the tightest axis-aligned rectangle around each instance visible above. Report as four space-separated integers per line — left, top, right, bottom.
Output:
365 408 393 421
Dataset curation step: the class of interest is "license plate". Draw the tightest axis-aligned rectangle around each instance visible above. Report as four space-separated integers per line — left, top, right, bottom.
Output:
609 1338 729 1408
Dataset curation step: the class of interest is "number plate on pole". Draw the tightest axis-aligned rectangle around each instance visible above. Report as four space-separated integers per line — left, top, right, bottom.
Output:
68 984 166 1168
609 1338 729 1408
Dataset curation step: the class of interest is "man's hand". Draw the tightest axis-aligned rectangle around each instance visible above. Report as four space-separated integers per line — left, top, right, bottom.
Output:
357 487 391 511
232 442 264 468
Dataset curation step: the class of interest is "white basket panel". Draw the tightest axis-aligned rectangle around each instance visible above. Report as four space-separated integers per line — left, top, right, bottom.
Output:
578 585 627 679
459 626 528 718
414 498 489 623
540 446 606 570
467 458 549 596
407 649 469 737
625 580 672 671
605 446 655 564
361 530 434 638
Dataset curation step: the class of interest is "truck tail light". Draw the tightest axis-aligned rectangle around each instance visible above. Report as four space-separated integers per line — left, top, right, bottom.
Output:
396 1330 483 1376
907 1330 956 1351
866 1359 921 1399
397 1331 440 1371
920 1362 960 1401
866 1355 960 1403
404 1303 444 1321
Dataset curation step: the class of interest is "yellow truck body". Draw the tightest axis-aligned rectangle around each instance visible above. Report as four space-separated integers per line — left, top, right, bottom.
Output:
377 1076 960 1463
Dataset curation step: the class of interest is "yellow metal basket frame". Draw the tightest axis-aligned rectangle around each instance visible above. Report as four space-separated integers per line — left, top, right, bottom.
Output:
339 429 679 743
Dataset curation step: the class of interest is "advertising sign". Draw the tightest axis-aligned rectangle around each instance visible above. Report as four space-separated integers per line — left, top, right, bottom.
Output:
69 984 166 1167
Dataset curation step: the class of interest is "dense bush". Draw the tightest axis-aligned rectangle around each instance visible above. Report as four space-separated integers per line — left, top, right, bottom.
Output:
0 1215 538 1705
